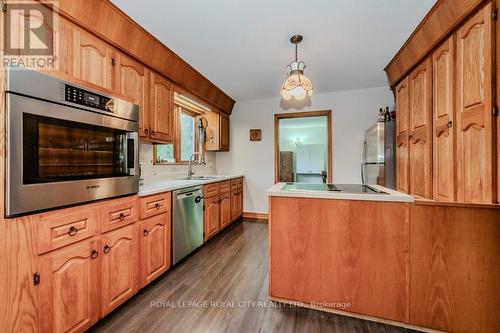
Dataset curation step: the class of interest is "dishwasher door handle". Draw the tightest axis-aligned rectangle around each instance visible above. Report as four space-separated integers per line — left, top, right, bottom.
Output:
195 196 203 203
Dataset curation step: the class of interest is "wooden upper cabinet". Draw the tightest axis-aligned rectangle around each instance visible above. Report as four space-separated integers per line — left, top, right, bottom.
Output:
396 77 410 136
432 36 455 202
72 28 116 91
204 195 220 241
140 213 171 287
456 3 494 204
220 112 230 151
205 111 230 152
38 239 100 333
395 77 410 193
118 55 150 138
408 59 433 199
100 225 138 316
149 72 174 142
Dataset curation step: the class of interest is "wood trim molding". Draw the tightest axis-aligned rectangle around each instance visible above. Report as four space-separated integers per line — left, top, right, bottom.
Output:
414 199 500 209
51 0 235 114
274 110 333 184
270 296 443 333
384 0 486 88
242 212 268 222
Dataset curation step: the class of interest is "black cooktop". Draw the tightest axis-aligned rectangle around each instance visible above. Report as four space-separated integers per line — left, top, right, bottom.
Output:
283 183 388 194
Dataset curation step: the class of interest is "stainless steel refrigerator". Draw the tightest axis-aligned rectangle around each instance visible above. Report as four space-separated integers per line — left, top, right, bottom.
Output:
361 121 396 188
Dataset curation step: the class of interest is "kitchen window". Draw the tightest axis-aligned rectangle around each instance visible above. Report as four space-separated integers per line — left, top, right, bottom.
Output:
154 100 207 164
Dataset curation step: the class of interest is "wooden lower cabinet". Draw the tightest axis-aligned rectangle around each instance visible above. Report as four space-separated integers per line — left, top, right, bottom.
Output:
409 203 500 333
204 195 220 241
219 191 232 229
231 190 238 221
38 239 100 333
204 179 244 240
139 213 171 287
100 225 138 316
269 197 409 323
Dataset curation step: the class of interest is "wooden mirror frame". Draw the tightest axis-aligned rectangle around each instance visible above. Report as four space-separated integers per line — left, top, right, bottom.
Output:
274 110 333 184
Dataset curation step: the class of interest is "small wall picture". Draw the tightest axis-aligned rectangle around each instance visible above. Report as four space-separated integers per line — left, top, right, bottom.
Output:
250 129 261 141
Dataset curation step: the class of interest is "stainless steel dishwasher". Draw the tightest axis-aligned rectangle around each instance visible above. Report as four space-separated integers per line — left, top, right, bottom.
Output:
172 186 204 265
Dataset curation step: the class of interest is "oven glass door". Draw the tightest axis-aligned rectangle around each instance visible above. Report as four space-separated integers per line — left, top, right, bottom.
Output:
23 113 131 184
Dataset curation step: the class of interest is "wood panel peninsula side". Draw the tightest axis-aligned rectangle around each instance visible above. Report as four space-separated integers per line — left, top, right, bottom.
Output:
267 183 500 332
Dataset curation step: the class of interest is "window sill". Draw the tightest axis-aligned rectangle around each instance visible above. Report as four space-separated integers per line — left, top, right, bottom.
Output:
153 161 203 166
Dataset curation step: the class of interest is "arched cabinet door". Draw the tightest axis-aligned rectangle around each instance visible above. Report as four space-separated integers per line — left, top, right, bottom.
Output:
38 240 100 333
140 213 171 287
100 225 138 316
395 77 410 193
456 2 494 203
118 55 150 138
432 35 455 202
408 58 432 199
149 72 174 143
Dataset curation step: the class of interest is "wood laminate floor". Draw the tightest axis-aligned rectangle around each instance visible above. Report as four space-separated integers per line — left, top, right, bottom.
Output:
89 221 418 333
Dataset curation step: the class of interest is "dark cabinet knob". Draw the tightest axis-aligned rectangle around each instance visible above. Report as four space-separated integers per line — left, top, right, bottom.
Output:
155 203 161 209
68 226 78 236
119 213 125 221
90 250 99 259
144 128 149 134
143 229 149 237
103 245 110 253
447 121 453 128
151 130 156 136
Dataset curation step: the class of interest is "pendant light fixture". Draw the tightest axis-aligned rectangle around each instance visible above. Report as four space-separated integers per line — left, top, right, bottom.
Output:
280 34 313 100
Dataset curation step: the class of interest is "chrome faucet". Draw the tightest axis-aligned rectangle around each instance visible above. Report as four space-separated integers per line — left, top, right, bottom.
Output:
187 152 204 179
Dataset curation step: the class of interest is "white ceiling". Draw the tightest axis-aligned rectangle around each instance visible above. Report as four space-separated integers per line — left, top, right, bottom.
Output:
112 0 436 102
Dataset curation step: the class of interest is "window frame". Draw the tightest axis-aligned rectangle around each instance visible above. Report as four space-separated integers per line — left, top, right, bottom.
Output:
153 105 203 165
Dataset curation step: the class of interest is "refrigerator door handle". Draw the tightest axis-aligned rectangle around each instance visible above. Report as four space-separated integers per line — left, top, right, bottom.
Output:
361 140 367 184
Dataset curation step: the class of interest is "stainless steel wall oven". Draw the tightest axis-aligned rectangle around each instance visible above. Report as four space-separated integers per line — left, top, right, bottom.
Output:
6 69 139 217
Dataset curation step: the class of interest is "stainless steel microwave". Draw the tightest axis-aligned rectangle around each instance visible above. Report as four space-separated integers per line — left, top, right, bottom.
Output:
5 68 140 217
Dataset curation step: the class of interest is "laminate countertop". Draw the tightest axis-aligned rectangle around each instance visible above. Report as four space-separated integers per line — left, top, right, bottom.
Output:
139 175 244 197
266 183 413 203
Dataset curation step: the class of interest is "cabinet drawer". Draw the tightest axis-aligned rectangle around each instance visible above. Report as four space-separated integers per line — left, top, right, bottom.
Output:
38 205 99 254
204 183 219 197
230 179 239 190
100 196 138 233
219 181 231 193
140 192 171 219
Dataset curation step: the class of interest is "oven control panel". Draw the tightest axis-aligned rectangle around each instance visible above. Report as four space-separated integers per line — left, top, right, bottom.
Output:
64 84 114 112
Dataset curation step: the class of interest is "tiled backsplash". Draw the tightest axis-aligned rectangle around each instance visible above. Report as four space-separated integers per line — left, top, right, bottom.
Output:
139 143 217 179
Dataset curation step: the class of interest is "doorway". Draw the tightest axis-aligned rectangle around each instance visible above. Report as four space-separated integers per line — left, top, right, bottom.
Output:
274 110 332 183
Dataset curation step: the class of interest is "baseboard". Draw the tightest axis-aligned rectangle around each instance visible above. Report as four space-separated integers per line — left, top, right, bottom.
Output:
270 296 444 333
242 212 268 223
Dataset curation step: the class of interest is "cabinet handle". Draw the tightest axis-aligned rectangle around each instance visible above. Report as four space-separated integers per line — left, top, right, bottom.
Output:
447 121 452 128
155 203 161 209
143 229 149 236
68 226 78 236
151 130 156 136
90 250 99 259
408 135 413 140
119 213 125 221
144 128 149 134
103 245 110 253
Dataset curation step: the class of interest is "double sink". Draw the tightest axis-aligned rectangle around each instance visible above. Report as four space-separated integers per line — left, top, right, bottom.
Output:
178 175 226 181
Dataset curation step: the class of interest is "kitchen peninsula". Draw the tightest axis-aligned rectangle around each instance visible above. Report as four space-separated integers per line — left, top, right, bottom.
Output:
267 183 413 324
267 183 499 331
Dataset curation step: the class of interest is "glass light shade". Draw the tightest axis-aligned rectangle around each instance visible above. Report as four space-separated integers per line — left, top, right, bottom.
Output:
280 65 313 101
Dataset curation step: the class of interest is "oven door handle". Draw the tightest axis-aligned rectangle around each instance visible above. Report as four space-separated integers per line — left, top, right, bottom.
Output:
126 132 139 176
